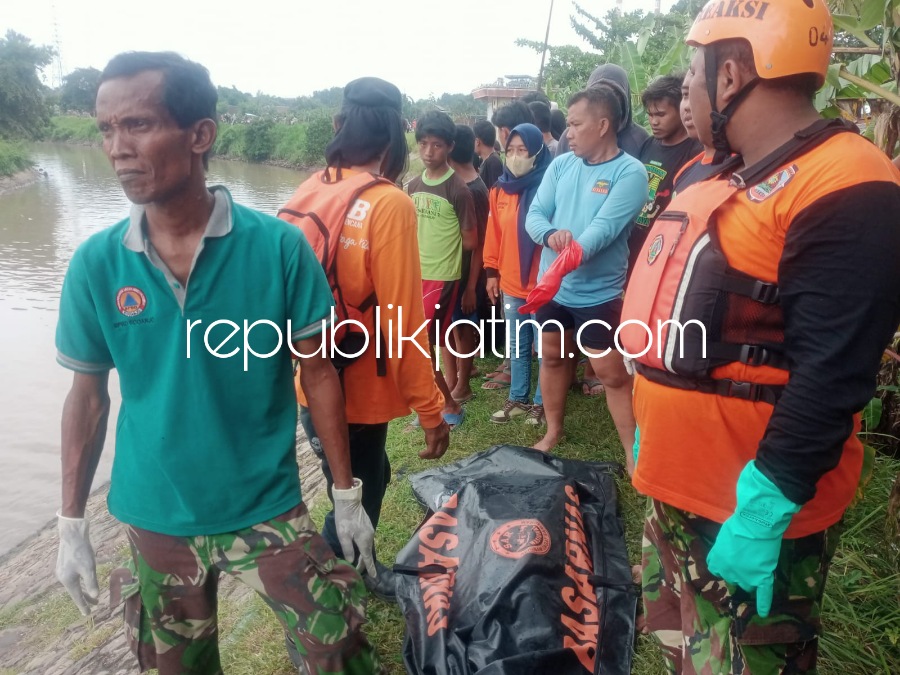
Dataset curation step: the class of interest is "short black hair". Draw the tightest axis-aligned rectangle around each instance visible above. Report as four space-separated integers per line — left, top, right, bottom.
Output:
100 51 217 167
491 101 534 130
568 85 623 134
450 124 475 165
528 101 551 134
415 110 456 144
473 120 496 147
520 90 551 105
641 74 685 110
550 108 566 141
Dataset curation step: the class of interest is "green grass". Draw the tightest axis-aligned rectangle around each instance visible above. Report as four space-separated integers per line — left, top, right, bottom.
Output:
0 600 28 631
47 116 102 144
69 623 118 661
0 139 33 177
306 357 661 673
4 357 893 673
309 357 899 674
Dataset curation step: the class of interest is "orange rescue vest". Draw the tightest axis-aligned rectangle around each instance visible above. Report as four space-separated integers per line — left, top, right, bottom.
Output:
621 120 852 403
278 169 392 373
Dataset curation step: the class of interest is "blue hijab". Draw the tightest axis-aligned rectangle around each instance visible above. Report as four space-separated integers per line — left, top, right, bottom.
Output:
496 123 553 287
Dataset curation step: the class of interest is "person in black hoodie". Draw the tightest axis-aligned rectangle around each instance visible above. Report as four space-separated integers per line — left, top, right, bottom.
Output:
554 63 649 159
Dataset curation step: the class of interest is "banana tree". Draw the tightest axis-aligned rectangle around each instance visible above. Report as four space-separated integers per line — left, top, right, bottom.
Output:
827 0 900 153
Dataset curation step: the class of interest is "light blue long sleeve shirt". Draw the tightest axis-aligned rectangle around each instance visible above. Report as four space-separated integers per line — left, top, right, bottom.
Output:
525 150 648 307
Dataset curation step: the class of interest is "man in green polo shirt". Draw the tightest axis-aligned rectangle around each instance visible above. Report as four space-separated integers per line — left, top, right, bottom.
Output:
54 51 379 674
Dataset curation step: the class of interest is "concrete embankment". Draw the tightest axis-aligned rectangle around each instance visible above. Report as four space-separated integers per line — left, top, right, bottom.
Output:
0 427 325 674
0 168 44 196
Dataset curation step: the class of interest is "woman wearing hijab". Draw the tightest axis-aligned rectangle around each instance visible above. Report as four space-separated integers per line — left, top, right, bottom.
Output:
482 122 553 425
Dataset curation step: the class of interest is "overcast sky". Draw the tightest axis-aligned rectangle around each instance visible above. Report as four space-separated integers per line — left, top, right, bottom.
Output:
4 0 676 100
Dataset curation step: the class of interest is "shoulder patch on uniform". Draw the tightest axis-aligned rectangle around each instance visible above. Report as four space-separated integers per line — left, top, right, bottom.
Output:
747 164 799 203
592 179 610 194
647 234 664 265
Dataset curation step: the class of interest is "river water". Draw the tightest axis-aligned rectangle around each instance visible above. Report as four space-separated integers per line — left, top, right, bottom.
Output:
0 144 309 556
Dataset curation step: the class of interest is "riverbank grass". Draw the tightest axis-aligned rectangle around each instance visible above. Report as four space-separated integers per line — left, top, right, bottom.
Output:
0 140 32 176
48 116 102 144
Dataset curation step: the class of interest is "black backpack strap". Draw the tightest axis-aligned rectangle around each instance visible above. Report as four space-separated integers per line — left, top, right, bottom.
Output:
635 363 784 405
732 119 857 188
705 343 790 370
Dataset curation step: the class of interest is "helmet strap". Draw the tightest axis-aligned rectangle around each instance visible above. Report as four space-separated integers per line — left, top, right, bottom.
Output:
704 46 760 164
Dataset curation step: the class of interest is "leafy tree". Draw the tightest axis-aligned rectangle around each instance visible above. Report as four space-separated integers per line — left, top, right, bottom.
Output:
59 67 101 114
516 41 602 104
243 119 275 161
435 92 483 118
310 87 343 109
0 30 55 139
303 113 333 165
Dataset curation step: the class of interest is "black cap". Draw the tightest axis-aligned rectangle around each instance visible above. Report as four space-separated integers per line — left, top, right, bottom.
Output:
342 77 402 112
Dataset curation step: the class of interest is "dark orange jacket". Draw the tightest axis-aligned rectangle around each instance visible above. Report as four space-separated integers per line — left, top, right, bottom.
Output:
289 169 444 428
482 188 541 300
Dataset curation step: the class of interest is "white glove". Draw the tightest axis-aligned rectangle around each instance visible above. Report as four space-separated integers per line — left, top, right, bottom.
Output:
56 513 99 616
332 479 376 578
623 356 635 376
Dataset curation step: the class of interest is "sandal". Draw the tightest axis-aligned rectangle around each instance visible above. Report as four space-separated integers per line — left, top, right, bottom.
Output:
481 371 511 390
484 362 510 380
443 409 465 430
524 404 545 427
452 391 475 404
581 377 605 397
490 399 530 424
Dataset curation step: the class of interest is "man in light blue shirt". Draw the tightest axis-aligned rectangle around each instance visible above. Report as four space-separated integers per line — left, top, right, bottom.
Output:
525 85 648 461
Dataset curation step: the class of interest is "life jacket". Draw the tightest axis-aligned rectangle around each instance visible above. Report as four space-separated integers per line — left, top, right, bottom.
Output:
621 119 856 404
278 169 391 374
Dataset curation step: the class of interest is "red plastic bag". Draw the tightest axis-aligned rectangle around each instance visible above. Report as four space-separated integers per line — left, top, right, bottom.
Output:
519 242 583 314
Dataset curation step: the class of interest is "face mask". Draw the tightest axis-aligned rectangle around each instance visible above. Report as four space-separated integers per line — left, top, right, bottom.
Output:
506 153 537 177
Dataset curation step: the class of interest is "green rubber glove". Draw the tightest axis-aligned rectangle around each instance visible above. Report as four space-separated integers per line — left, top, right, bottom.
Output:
633 425 641 468
706 460 801 618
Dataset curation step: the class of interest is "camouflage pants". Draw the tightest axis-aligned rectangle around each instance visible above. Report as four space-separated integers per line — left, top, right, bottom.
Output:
110 503 379 674
641 499 841 675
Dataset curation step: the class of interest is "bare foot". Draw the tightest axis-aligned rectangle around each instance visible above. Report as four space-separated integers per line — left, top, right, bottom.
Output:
632 564 650 634
443 402 462 417
450 386 473 403
533 431 564 453
635 612 649 635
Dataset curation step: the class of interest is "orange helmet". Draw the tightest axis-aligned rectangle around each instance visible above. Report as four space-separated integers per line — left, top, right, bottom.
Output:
687 0 833 87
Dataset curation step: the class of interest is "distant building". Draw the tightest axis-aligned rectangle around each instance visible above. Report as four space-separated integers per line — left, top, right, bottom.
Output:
471 75 538 122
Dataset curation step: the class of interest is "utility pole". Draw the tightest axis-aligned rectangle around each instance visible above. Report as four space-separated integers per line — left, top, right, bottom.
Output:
50 1 64 88
536 0 555 91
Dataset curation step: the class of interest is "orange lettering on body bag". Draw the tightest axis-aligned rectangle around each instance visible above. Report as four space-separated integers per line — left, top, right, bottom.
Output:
417 493 460 637
560 484 600 672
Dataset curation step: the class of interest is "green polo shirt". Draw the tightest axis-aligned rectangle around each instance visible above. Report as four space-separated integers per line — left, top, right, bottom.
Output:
56 186 334 536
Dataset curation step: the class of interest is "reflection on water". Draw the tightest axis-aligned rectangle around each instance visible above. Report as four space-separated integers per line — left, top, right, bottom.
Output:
0 143 308 555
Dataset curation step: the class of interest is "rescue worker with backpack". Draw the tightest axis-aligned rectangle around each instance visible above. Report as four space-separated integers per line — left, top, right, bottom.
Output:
278 77 450 605
620 0 900 671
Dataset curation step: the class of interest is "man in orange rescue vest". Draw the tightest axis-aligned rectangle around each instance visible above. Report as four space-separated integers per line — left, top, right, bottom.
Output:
621 1 900 672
